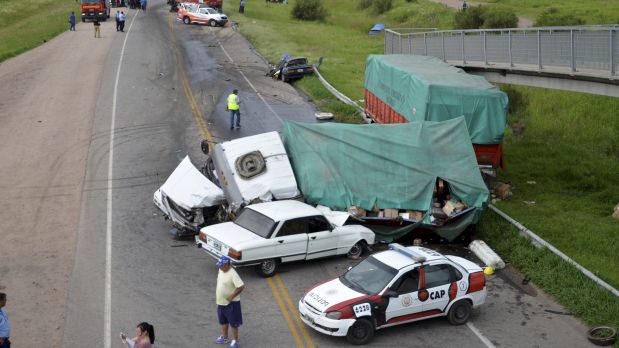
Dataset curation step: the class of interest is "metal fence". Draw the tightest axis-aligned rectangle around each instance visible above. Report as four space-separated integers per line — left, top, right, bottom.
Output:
385 26 619 78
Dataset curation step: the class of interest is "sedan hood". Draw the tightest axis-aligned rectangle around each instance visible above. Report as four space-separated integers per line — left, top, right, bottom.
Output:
201 221 262 248
304 278 365 312
159 156 225 210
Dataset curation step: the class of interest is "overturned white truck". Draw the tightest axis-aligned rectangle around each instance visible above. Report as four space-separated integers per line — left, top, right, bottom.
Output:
153 132 301 237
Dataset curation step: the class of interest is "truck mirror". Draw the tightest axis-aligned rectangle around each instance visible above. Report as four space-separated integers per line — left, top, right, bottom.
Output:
201 139 210 155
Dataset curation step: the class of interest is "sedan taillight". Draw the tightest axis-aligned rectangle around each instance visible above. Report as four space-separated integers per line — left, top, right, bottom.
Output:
228 248 242 260
467 271 486 293
198 231 207 243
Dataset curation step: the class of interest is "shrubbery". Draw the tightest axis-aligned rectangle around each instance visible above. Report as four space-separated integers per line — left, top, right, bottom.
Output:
372 0 393 14
453 5 484 29
482 7 518 28
292 0 328 21
453 5 517 29
356 0 373 11
534 8 585 27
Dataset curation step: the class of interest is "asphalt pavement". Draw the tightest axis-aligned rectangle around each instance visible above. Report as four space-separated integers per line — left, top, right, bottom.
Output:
60 2 595 347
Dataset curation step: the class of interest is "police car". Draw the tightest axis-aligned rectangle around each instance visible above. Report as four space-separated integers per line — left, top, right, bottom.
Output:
298 243 487 345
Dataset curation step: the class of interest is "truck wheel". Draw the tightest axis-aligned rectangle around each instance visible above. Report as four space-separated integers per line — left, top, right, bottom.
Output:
346 318 374 345
347 241 365 260
209 19 217 27
256 258 278 277
183 16 190 24
447 300 472 325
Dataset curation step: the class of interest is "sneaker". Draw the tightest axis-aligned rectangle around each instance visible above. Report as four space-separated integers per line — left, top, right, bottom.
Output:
236 124 241 128
230 126 234 130
229 340 240 348
214 336 229 344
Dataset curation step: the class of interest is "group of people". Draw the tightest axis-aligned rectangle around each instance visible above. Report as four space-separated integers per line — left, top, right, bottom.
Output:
128 0 148 11
116 10 127 32
0 254 246 348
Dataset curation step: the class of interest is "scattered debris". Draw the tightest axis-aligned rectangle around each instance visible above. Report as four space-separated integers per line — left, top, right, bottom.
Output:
613 203 619 219
469 239 506 270
526 180 536 185
492 181 512 200
315 112 333 120
587 326 617 346
523 200 536 206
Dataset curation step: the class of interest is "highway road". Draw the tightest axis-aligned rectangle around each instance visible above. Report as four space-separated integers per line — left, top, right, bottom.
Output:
0 1 596 347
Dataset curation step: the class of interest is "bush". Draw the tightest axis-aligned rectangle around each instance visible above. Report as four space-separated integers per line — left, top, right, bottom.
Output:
291 0 328 21
453 5 484 29
356 0 373 11
372 0 393 15
482 7 518 28
534 7 586 27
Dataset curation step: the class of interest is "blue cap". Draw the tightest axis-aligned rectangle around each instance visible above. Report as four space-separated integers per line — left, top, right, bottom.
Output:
216 255 230 267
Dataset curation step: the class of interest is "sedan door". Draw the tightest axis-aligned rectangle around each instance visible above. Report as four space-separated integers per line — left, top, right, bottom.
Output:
384 268 423 325
420 263 453 313
272 218 308 262
305 216 338 260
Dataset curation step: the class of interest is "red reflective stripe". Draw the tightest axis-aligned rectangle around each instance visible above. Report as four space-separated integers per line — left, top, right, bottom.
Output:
386 309 442 325
324 295 370 313
448 282 458 301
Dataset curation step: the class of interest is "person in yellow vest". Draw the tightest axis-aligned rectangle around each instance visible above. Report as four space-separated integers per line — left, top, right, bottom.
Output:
227 89 241 130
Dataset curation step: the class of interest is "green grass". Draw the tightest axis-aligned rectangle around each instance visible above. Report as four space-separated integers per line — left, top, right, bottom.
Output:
477 0 619 24
0 0 79 61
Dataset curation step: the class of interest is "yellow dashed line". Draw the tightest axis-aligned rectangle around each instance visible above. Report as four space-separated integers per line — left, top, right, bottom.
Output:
268 277 306 348
275 274 316 348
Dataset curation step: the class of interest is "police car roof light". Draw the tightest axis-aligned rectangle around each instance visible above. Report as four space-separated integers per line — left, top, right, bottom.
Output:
389 243 426 262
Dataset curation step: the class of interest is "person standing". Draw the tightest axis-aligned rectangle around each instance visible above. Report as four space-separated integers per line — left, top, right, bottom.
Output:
120 322 155 348
214 256 244 348
462 0 468 11
69 12 76 31
115 10 121 31
93 19 101 38
239 0 245 13
119 11 126 32
0 293 10 348
227 89 241 130
141 0 147 11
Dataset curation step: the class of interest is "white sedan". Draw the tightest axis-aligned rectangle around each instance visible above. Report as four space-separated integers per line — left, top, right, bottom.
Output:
195 200 375 277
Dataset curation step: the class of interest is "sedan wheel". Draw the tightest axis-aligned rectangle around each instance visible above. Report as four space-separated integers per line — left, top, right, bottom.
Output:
346 318 374 345
447 300 472 325
347 241 365 260
256 258 278 278
183 17 190 24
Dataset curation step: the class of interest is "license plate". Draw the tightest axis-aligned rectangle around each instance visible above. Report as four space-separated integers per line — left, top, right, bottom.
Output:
213 242 221 251
302 313 314 324
297 68 304 73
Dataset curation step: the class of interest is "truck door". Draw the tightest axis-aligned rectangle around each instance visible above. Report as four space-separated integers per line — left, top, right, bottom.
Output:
273 218 308 262
305 216 337 260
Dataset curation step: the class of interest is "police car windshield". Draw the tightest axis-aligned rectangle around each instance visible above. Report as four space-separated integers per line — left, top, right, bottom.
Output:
234 208 277 238
341 256 397 294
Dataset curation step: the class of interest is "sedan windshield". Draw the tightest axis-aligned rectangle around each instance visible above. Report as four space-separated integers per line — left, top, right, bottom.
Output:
233 208 277 238
340 256 397 294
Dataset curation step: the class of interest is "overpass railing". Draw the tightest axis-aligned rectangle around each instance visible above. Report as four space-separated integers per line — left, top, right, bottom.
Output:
385 25 619 78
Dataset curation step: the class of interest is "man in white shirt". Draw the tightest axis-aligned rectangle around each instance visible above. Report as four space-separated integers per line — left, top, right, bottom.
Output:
214 256 245 348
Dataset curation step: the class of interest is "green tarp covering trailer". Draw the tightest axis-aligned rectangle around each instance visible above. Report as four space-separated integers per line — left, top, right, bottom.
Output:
364 54 509 170
282 118 490 242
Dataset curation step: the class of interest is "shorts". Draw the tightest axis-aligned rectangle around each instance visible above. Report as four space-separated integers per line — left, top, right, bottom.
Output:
217 301 243 327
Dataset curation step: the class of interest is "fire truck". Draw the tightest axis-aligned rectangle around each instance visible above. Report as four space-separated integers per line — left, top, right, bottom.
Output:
80 0 111 22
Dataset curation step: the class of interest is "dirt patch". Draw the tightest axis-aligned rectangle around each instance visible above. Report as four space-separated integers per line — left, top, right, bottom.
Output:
0 20 115 347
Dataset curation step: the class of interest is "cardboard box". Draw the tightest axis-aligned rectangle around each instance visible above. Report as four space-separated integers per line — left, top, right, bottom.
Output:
443 201 456 216
399 212 410 219
347 206 366 217
407 210 424 221
384 208 399 218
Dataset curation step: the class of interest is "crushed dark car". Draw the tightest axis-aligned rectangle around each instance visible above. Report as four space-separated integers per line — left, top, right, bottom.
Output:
267 54 314 82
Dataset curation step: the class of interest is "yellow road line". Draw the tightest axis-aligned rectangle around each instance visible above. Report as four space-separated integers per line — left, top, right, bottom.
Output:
168 13 213 143
268 277 305 348
275 274 316 348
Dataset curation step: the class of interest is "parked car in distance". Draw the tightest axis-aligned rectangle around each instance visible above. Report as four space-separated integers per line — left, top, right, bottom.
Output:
299 243 487 345
177 4 228 26
267 54 314 82
195 200 376 277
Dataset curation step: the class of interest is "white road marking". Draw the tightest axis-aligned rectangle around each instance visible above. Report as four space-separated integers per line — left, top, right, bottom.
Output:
466 322 496 348
105 10 139 348
212 28 284 125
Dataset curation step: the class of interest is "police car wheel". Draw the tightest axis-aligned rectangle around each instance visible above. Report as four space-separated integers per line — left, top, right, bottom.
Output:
346 318 374 345
447 300 472 325
209 19 217 26
183 17 190 24
256 258 278 278
347 241 365 260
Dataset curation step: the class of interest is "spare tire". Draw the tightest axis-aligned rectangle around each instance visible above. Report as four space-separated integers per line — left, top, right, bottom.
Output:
235 151 266 179
587 326 617 346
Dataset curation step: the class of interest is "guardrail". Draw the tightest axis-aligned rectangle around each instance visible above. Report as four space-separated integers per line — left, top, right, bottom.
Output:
385 26 619 78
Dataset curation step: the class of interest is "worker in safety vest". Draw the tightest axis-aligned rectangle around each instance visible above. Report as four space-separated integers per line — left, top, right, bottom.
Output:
227 89 241 130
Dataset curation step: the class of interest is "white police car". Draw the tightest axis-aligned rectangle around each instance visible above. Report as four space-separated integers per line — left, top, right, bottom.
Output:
298 243 487 345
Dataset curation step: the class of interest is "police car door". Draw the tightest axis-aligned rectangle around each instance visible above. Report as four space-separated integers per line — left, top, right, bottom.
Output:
306 215 337 260
420 263 452 313
384 268 423 324
273 218 308 262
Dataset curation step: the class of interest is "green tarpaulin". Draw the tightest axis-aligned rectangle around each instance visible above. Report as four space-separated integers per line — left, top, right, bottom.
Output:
365 54 508 144
282 118 490 228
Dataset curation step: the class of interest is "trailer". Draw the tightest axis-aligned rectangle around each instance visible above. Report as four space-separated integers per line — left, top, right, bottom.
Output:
364 54 509 172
